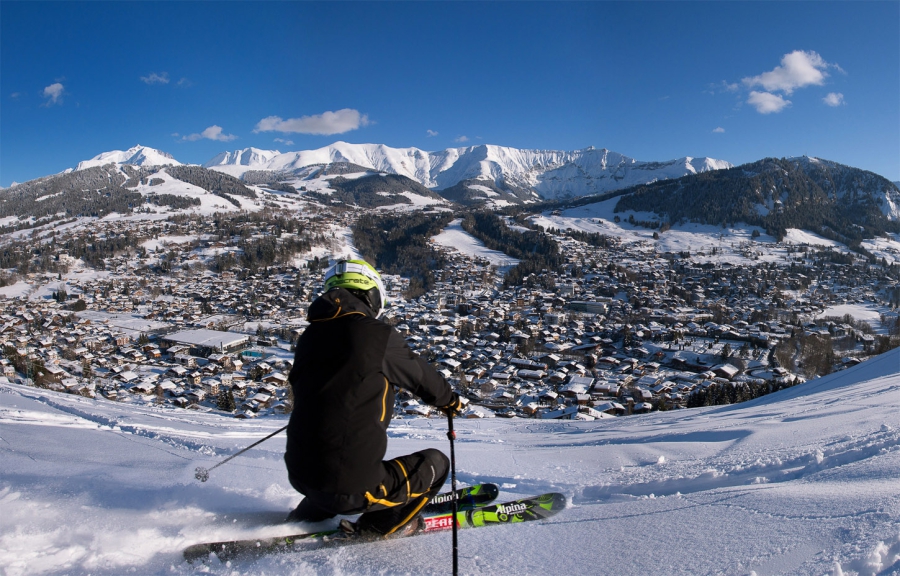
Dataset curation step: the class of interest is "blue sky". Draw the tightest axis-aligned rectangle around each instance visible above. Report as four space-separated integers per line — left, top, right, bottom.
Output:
2 1 898 187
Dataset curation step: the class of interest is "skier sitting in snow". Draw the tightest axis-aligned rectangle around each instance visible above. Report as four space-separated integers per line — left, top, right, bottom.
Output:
284 259 463 538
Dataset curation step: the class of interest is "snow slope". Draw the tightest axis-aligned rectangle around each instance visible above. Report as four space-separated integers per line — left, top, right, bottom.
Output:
1 348 898 576
432 218 521 269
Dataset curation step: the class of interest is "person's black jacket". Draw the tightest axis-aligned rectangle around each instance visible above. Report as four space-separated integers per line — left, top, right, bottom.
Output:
284 287 453 497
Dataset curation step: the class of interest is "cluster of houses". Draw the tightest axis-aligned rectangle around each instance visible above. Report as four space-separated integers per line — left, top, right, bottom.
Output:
1 209 897 420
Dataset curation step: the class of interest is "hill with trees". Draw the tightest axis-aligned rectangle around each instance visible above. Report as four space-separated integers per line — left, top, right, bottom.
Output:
612 157 900 248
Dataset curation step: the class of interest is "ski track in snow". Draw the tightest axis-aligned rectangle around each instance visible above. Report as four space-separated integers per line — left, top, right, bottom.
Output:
1 348 899 575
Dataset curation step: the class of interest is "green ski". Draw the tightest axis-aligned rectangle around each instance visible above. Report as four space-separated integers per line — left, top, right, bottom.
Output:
184 491 565 563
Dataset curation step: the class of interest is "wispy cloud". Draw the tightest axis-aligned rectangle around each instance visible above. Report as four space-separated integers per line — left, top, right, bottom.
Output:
743 50 839 95
140 72 170 85
274 138 294 146
42 82 65 106
747 91 791 114
712 127 725 133
426 129 439 137
705 80 740 95
180 125 238 142
254 109 370 135
454 135 469 143
823 92 845 107
10 92 22 100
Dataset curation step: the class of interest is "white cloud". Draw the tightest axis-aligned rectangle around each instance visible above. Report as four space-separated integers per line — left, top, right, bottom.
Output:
742 50 837 95
274 138 294 146
712 127 725 133
426 129 439 137
823 92 845 107
42 83 65 106
747 91 791 114
140 72 170 85
181 125 238 142
254 109 370 135
454 135 469 143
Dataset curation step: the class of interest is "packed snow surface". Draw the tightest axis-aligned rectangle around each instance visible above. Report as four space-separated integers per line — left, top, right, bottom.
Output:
1 348 898 575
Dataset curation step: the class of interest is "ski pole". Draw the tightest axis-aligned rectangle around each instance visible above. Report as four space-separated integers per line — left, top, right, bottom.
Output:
194 424 288 482
447 413 459 576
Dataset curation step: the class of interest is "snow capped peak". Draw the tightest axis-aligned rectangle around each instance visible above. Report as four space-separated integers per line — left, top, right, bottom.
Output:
76 145 181 171
681 157 733 173
202 147 282 168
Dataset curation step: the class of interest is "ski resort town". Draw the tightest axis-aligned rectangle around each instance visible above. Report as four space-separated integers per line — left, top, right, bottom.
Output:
1 211 898 421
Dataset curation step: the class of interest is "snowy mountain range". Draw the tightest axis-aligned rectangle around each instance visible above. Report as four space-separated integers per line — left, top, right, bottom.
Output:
73 143 732 201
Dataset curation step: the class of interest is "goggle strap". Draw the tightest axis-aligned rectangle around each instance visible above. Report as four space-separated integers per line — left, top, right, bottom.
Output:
328 261 376 282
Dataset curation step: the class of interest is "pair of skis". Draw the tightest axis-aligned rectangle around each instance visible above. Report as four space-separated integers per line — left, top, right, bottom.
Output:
184 483 566 563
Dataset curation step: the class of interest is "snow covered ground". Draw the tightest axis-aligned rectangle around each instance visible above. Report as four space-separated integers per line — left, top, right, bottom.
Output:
531 199 900 267
433 219 520 270
1 348 898 576
817 304 893 333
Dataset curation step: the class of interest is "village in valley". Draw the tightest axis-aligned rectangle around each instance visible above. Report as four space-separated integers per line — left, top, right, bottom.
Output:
2 200 898 423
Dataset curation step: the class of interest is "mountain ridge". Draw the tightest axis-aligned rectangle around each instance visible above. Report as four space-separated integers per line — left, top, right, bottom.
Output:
202 142 733 200
68 142 731 202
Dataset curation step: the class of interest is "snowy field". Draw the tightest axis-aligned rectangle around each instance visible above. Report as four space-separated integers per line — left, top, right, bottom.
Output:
432 219 521 269
817 304 893 333
1 348 898 576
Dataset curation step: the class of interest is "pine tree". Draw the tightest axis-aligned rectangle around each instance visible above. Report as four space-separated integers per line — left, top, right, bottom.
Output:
217 389 236 412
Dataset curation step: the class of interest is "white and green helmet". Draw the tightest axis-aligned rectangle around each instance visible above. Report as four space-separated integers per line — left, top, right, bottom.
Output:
323 259 387 315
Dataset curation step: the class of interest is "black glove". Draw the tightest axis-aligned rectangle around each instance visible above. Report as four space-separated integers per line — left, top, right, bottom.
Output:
439 392 464 417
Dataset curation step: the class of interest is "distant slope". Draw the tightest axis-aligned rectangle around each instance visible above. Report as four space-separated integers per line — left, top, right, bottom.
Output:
0 165 198 230
612 156 900 245
0 163 259 231
309 173 446 208
435 178 532 207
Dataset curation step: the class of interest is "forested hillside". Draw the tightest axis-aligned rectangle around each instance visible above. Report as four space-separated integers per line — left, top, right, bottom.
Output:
613 157 900 248
0 166 200 232
459 212 563 288
309 173 444 208
352 212 453 297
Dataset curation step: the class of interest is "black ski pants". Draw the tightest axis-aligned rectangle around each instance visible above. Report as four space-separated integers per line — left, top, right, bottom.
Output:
288 448 450 535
